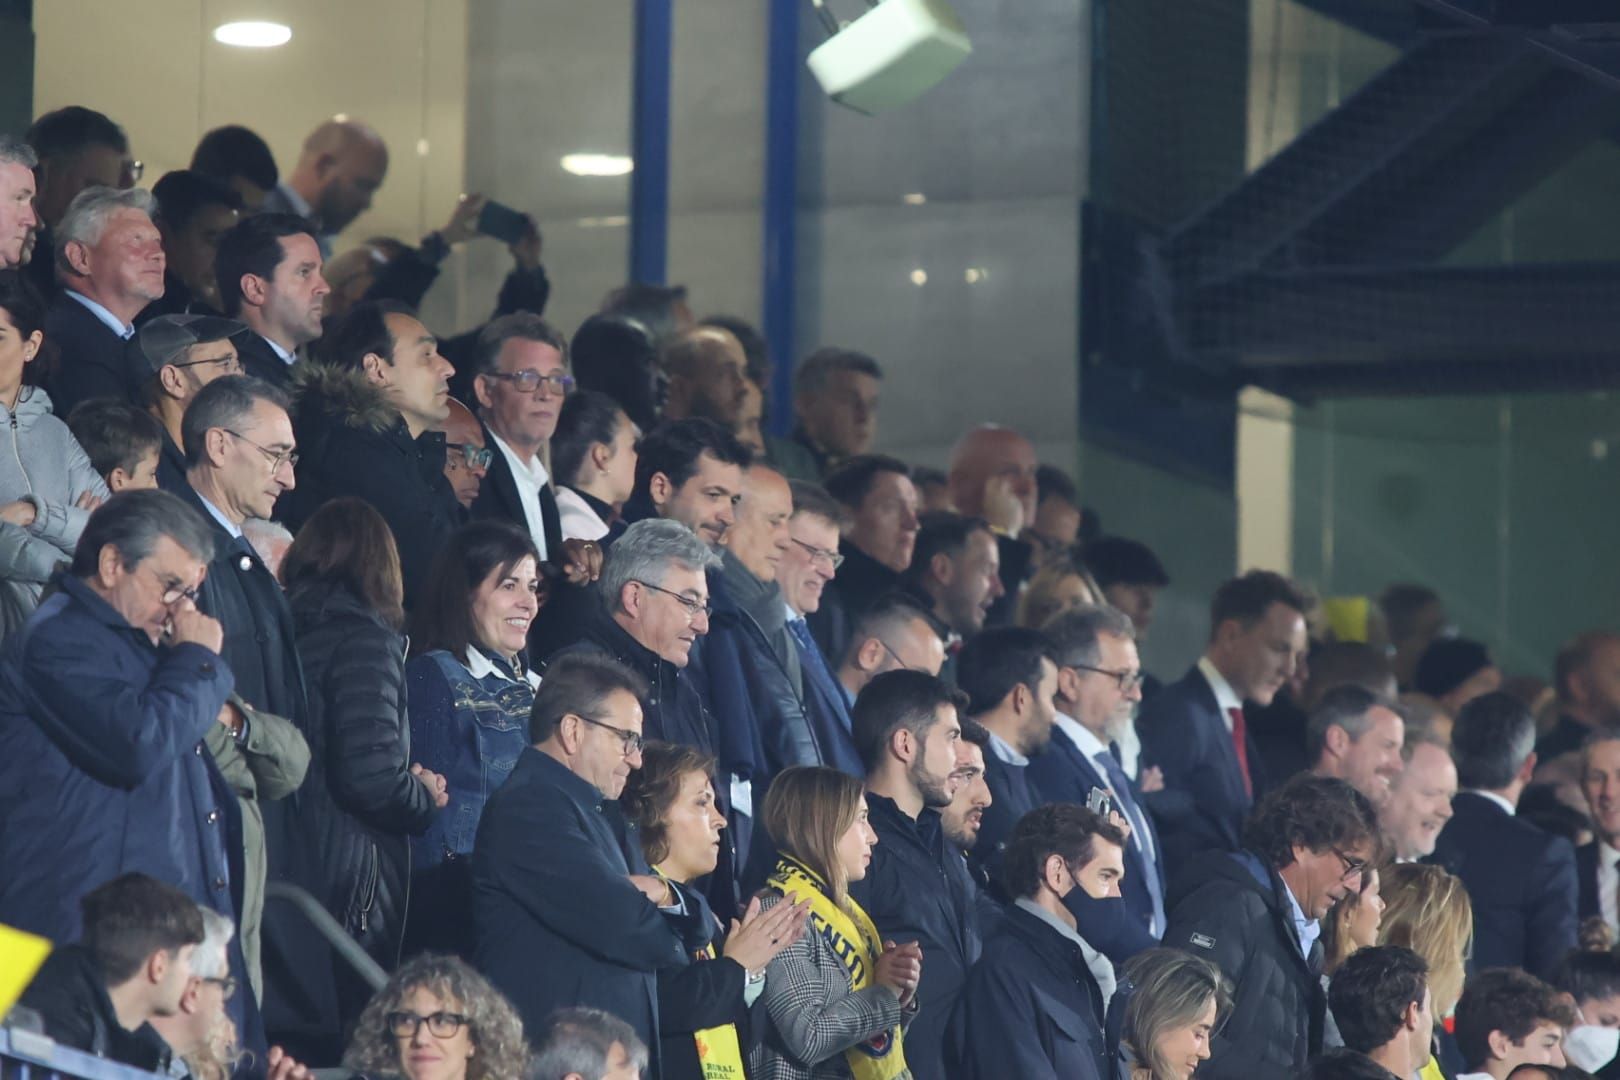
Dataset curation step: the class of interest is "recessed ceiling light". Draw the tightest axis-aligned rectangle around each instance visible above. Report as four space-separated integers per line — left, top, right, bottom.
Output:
902 192 927 205
910 268 928 286
213 21 292 48
561 153 634 177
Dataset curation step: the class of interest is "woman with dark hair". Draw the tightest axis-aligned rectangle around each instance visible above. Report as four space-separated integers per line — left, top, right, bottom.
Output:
0 271 108 637
620 742 807 1080
750 766 921 1080
282 498 446 994
344 953 530 1080
1118 948 1231 1080
1320 865 1385 1047
404 519 542 955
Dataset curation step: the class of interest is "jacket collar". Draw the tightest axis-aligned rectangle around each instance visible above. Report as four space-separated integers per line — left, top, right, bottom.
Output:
865 791 943 848
55 573 151 639
587 603 676 681
523 745 609 810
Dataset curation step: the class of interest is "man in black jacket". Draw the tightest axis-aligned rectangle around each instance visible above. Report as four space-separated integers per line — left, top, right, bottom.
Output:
1163 774 1380 1079
953 804 1127 1080
20 873 203 1073
140 170 239 323
473 652 688 1075
43 185 166 414
213 212 330 392
135 313 248 492
1428 691 1578 979
848 670 978 1080
809 455 919 665
280 300 458 601
1326 945 1437 1080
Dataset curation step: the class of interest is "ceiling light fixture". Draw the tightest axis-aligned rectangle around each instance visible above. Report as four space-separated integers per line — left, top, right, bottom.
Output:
561 153 634 177
212 21 292 48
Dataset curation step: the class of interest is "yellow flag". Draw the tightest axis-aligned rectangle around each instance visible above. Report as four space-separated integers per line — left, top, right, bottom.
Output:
0 923 52 1019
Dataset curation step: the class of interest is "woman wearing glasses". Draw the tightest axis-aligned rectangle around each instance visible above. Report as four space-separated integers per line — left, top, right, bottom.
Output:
344 953 529 1080
404 520 543 956
620 742 810 1080
0 272 110 638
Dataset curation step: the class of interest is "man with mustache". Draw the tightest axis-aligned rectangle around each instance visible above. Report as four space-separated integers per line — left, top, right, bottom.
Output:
620 417 750 551
43 186 165 416
1163 775 1380 1079
1139 570 1309 864
903 513 1005 663
213 213 330 393
848 670 975 1080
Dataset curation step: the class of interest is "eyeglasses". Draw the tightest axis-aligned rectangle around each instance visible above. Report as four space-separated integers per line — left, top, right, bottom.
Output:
486 369 576 396
223 429 299 471
790 537 844 569
1069 663 1145 693
575 714 645 757
172 354 243 374
200 975 237 1000
1330 848 1369 882
633 580 712 618
139 563 201 606
385 1011 471 1039
448 443 493 470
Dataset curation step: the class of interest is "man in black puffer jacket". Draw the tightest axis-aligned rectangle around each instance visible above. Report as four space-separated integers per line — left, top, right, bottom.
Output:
278 300 459 606
1162 774 1380 1079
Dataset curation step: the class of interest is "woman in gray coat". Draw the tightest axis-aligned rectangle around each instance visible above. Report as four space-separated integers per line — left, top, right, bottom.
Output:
750 766 922 1080
0 274 108 636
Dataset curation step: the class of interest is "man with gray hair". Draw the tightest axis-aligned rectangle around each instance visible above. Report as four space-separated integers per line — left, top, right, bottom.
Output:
533 1006 648 1080
1429 691 1578 978
0 134 38 269
1307 684 1405 808
1028 603 1167 937
43 185 166 415
149 907 237 1072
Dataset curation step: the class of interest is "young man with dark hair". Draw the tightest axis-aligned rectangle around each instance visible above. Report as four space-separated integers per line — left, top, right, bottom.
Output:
19 873 203 1071
213 211 329 390
848 670 976 1080
1431 691 1577 978
623 417 751 549
836 592 947 705
1327 944 1435 1078
143 169 242 319
904 512 1004 645
1083 535 1170 695
1139 569 1309 862
22 106 133 300
1454 967 1573 1078
810 453 920 667
190 124 279 212
954 804 1127 1080
1163 774 1381 1078
67 398 163 492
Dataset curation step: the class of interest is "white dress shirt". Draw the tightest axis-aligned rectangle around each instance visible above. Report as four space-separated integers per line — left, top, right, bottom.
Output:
489 431 550 561
1197 655 1244 731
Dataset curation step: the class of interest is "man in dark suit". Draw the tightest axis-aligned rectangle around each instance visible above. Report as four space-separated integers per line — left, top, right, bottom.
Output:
258 119 389 259
1138 570 1309 864
467 313 601 654
1028 604 1166 939
473 652 688 1075
213 213 330 392
43 186 165 414
1573 732 1620 937
809 455 920 665
139 170 240 323
1428 692 1578 979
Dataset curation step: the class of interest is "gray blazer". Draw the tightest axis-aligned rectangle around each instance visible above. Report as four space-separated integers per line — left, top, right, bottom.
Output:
748 891 915 1080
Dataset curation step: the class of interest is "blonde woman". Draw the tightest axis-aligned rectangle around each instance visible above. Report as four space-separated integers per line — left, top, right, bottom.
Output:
1376 863 1474 1080
751 766 921 1080
344 954 529 1080
1019 552 1099 631
1119 948 1232 1080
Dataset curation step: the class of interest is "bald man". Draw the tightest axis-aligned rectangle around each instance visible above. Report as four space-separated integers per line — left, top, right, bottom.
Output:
261 118 389 254
440 397 490 510
947 424 1041 627
662 326 749 427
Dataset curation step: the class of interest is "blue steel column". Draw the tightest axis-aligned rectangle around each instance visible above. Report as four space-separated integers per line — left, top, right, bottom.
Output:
762 0 801 436
630 0 672 284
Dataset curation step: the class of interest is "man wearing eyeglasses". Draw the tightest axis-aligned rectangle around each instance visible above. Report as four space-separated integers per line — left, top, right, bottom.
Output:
1163 775 1380 1079
439 397 490 511
136 313 248 492
1027 604 1166 940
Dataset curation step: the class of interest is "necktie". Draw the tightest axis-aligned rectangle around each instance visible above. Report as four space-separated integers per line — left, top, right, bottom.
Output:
1095 748 1165 933
1228 706 1253 798
788 618 850 733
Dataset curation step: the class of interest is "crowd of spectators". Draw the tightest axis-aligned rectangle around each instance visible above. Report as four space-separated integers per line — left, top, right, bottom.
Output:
4 105 1620 1080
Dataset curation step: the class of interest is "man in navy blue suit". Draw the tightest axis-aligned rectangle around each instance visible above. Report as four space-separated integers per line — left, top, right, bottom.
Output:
1575 732 1620 938
1138 570 1308 864
1028 604 1166 938
1428 691 1578 979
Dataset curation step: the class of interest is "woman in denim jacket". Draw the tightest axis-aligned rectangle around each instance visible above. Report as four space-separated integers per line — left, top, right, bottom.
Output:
402 520 541 956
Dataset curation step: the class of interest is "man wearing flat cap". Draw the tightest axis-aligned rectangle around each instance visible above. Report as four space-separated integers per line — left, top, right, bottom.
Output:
135 314 248 492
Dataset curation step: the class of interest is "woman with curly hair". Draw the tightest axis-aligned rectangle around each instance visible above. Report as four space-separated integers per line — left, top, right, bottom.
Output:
344 954 529 1080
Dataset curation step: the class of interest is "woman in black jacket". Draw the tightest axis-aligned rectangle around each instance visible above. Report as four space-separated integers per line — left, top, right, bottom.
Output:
281 498 447 1004
620 742 809 1080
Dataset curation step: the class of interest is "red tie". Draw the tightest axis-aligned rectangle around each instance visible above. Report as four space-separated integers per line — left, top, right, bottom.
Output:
1228 706 1253 798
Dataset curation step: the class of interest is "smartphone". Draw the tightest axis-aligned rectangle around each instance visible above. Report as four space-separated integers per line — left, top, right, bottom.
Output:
477 199 530 244
1086 786 1115 819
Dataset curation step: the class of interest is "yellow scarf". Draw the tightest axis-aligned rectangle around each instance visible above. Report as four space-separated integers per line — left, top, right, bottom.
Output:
652 868 748 1079
765 855 908 1080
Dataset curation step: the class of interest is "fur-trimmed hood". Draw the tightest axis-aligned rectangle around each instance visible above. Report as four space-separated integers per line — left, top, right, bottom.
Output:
289 362 404 436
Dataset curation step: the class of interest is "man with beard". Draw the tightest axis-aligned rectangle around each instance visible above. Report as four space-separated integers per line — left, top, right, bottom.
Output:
260 119 388 258
659 325 748 427
1307 685 1405 808
847 670 977 1080
1028 605 1166 939
904 513 1004 662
